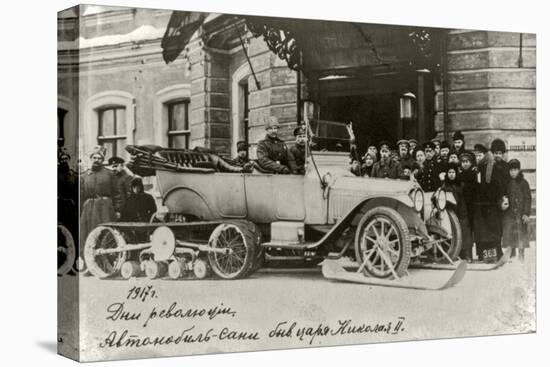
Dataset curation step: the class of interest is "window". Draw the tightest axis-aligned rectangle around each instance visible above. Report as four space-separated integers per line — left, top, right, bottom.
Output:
97 106 127 158
167 100 190 149
58 108 67 147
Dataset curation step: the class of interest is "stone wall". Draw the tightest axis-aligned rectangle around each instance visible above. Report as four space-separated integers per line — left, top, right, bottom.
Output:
435 30 536 188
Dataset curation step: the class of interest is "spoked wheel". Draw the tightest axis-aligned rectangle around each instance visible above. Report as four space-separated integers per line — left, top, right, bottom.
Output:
207 221 258 279
84 226 127 278
57 225 76 276
354 207 411 279
427 209 462 262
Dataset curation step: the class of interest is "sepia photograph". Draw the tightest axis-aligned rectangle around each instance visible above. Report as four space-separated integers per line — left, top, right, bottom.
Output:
53 0 539 363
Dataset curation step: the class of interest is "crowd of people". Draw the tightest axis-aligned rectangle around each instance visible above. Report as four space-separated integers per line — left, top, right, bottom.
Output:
348 131 532 264
58 114 532 267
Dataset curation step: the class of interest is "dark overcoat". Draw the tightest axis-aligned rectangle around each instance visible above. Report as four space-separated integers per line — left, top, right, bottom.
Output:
256 135 291 174
79 167 121 252
502 175 531 249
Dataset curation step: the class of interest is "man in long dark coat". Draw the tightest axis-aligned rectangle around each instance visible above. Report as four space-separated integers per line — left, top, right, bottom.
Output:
80 146 122 265
471 143 506 262
256 116 291 174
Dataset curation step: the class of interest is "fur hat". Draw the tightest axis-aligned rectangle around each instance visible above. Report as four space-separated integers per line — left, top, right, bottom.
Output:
453 130 465 141
490 138 506 153
264 116 280 129
508 158 521 170
396 139 409 148
379 140 392 150
473 144 488 154
90 145 106 159
440 141 451 150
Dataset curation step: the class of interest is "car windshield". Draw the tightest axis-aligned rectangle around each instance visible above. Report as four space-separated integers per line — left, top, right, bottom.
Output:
309 119 351 152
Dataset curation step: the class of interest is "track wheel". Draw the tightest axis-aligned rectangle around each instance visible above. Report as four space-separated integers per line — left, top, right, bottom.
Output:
57 224 76 276
168 259 188 279
207 221 258 279
144 260 167 279
121 261 141 279
354 207 411 279
84 226 127 278
193 259 210 279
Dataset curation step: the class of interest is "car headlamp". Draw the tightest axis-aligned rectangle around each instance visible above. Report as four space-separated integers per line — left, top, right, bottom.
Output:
435 188 447 211
409 188 424 212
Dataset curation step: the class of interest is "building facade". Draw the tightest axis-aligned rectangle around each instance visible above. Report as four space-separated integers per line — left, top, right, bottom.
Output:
58 6 535 191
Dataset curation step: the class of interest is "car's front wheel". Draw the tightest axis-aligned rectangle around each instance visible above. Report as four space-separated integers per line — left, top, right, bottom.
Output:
354 207 411 279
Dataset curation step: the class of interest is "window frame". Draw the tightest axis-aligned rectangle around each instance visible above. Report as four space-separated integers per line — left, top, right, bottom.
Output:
96 105 127 158
166 98 191 149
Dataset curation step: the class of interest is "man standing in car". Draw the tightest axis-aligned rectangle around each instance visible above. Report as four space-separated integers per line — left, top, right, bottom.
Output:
256 116 291 174
288 125 307 174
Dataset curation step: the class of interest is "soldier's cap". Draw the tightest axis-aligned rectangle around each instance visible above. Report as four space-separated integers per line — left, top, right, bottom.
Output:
440 141 451 150
408 139 418 145
236 140 248 152
430 137 441 145
108 156 125 165
378 140 392 150
294 125 306 136
396 139 409 147
473 143 488 153
453 130 465 141
264 116 280 129
422 141 436 150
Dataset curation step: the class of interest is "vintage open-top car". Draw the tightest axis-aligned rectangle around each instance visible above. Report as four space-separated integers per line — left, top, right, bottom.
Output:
84 118 462 285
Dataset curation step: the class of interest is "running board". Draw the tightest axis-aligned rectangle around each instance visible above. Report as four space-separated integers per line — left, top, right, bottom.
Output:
260 242 317 250
322 259 467 291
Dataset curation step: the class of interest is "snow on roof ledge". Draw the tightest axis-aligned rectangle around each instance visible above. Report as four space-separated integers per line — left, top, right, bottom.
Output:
58 25 165 50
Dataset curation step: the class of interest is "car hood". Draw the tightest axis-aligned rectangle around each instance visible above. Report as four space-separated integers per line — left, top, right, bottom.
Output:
322 167 417 196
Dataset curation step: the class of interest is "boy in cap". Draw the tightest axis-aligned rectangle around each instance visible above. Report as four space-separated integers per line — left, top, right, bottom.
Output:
232 140 251 167
396 139 415 176
288 125 307 174
371 141 399 179
255 116 291 174
408 139 418 156
501 159 532 262
431 138 441 157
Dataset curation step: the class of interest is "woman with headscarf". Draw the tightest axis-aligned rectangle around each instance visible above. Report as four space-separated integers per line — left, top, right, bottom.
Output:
121 177 157 222
443 163 473 261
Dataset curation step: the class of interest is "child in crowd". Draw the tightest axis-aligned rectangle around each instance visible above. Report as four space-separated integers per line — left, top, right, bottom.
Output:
501 159 532 263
